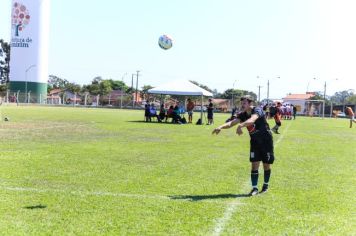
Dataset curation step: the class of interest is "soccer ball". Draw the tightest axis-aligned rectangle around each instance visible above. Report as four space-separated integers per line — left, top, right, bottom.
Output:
4 117 9 121
158 35 173 50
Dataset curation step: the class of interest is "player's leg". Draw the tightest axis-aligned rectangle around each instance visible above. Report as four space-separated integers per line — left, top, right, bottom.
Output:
249 140 261 196
260 137 275 194
261 163 271 193
249 161 260 196
272 118 281 134
352 117 356 127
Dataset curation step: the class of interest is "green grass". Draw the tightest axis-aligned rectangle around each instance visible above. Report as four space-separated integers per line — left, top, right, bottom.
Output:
0 106 355 235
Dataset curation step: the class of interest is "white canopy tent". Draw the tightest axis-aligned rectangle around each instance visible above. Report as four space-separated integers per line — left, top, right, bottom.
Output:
148 80 213 124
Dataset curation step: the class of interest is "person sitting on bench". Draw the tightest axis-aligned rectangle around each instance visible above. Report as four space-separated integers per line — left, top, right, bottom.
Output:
166 105 174 122
149 103 162 122
173 103 183 124
159 104 166 121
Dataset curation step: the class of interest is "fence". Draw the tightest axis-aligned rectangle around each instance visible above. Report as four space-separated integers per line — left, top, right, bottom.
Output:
0 90 237 112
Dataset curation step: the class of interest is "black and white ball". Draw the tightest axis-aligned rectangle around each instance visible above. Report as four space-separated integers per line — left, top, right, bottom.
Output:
158 35 173 50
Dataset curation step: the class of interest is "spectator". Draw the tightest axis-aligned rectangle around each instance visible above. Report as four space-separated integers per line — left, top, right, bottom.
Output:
173 103 183 124
186 98 195 123
149 103 162 122
144 103 151 122
292 104 297 120
159 104 166 121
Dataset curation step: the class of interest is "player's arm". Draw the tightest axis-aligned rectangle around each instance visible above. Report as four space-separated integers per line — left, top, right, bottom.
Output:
236 114 259 135
212 118 240 135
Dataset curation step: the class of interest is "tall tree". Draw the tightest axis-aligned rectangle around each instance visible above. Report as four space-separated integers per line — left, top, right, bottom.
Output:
189 80 214 93
65 82 81 94
83 77 112 96
346 95 356 104
140 85 154 100
0 39 11 84
217 88 257 101
331 90 354 105
99 80 112 96
48 75 69 92
310 92 331 105
108 79 129 91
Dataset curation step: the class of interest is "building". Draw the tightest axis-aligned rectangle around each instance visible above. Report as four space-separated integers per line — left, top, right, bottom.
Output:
211 99 230 112
101 90 126 105
47 88 62 104
283 92 315 114
48 88 82 105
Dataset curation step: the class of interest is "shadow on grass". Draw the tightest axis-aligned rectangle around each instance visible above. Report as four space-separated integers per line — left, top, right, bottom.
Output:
169 193 250 201
24 204 47 210
126 120 186 125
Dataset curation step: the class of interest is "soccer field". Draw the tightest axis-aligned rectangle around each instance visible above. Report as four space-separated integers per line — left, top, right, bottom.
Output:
0 106 355 235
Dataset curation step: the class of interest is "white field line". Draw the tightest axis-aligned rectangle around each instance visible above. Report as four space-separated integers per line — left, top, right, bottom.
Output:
275 122 292 147
212 121 292 236
0 124 90 131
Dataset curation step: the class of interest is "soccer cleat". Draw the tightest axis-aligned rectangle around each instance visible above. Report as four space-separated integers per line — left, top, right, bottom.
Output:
248 188 259 196
259 184 269 194
271 128 277 134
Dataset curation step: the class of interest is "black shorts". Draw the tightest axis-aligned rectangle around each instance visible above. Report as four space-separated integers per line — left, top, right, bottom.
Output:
249 131 275 164
207 112 213 119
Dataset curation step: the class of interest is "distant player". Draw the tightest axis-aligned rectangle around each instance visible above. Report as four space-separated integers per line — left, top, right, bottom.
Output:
346 107 356 128
207 99 214 125
286 104 292 120
292 104 297 120
271 102 282 134
212 96 275 196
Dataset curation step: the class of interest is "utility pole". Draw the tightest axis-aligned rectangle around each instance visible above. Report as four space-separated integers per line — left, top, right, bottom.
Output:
232 80 237 109
131 74 135 108
323 81 326 119
258 85 262 103
323 81 326 100
267 76 280 104
267 80 270 103
135 70 140 108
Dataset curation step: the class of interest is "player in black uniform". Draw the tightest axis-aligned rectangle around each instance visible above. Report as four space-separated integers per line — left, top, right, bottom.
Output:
212 96 274 196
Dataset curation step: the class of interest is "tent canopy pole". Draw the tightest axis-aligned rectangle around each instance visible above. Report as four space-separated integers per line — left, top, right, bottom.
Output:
201 95 203 124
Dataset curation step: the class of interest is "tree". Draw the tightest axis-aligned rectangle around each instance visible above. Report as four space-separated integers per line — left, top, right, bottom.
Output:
83 77 112 96
217 88 257 101
108 79 129 92
0 83 8 96
140 85 154 100
99 80 112 96
331 90 354 105
65 82 81 94
0 39 10 84
189 80 214 93
47 75 69 92
91 76 103 84
346 94 356 104
12 2 31 37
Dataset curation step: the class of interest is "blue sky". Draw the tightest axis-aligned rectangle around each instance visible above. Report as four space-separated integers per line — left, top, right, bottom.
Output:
1 0 355 98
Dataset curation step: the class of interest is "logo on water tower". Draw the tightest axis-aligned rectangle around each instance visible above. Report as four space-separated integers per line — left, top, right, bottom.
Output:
12 2 31 37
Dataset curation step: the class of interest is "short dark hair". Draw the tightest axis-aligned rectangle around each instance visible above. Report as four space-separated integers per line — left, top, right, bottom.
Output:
240 95 254 103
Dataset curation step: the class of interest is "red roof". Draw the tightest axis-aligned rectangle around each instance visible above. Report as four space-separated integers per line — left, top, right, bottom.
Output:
283 94 314 100
211 99 229 105
102 90 126 100
47 95 61 99
49 88 62 95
